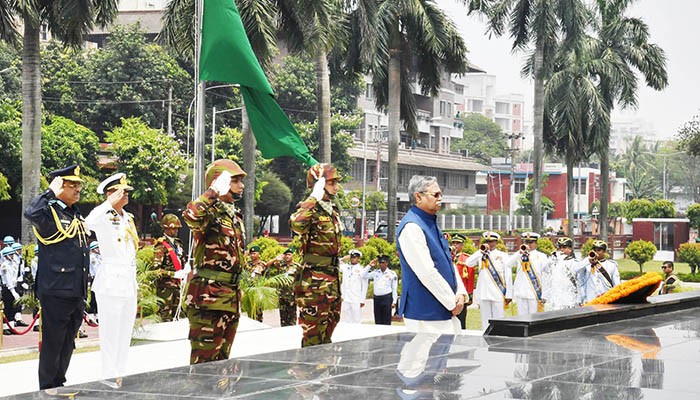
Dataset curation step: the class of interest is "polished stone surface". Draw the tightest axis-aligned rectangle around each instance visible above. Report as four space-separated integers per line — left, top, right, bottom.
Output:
486 290 700 337
7 308 700 399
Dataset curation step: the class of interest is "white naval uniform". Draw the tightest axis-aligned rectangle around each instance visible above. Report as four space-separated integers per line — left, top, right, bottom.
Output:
339 262 370 323
506 249 550 316
85 200 138 380
580 258 621 303
366 268 398 303
466 249 512 331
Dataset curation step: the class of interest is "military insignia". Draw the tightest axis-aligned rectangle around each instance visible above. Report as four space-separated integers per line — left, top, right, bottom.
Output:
74 165 81 177
318 216 331 222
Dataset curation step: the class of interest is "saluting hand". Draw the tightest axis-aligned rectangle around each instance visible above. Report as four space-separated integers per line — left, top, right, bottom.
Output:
49 176 64 196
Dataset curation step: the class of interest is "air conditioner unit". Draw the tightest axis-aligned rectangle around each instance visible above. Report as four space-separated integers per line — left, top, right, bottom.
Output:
399 142 406 149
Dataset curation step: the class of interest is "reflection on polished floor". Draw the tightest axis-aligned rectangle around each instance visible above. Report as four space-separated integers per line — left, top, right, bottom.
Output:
8 308 700 399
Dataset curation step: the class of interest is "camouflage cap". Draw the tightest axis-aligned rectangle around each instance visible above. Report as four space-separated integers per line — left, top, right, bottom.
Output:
161 213 182 228
306 163 340 188
205 159 246 188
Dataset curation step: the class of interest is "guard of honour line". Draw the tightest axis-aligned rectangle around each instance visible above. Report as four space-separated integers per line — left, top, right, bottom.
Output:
0 160 673 392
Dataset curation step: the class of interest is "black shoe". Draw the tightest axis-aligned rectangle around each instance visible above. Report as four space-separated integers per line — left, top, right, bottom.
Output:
3 329 12 335
33 325 40 332
14 320 28 327
78 330 88 338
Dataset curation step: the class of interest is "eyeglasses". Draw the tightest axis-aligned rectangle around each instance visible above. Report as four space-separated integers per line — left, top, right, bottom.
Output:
421 191 443 199
662 265 672 269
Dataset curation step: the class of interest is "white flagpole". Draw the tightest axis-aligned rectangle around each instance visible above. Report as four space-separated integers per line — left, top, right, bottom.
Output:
193 0 206 198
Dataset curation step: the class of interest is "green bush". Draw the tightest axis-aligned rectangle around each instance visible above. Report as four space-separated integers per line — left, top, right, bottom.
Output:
537 238 556 255
624 240 657 273
678 273 700 282
678 243 700 275
620 270 645 280
687 203 700 229
580 238 596 256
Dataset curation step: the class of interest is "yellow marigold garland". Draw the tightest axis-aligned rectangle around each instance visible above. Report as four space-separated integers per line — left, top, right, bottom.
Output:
585 272 662 305
605 334 660 359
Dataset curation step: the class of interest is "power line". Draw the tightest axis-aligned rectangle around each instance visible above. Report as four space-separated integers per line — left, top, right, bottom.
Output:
42 97 171 105
56 79 174 85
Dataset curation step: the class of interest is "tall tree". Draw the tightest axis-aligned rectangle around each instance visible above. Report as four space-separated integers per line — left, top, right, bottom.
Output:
468 0 587 232
591 0 668 242
451 113 508 164
0 0 119 243
356 0 469 241
544 33 609 236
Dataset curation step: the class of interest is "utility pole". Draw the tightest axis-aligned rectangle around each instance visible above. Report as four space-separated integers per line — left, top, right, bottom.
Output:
506 133 523 234
167 86 173 136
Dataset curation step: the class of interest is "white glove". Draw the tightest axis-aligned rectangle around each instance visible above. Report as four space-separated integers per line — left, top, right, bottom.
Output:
310 176 326 200
173 269 188 280
11 289 20 301
21 283 29 290
210 170 233 196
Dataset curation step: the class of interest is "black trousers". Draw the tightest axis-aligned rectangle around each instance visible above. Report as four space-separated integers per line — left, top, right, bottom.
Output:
1 286 21 321
38 295 84 390
373 293 393 325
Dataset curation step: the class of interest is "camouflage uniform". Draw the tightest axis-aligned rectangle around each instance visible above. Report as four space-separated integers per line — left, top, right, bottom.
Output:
183 187 246 364
264 259 301 326
290 195 342 347
152 235 186 321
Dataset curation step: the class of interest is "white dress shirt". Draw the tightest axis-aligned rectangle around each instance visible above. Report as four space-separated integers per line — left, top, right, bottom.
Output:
467 248 513 302
340 262 370 304
366 268 399 304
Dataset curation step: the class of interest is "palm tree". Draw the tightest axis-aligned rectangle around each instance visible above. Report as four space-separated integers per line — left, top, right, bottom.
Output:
353 0 469 241
468 0 587 232
591 0 668 241
543 34 609 237
0 1 119 243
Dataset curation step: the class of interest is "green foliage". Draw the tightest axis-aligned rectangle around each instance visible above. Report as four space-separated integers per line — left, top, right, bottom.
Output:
450 114 508 164
651 199 675 218
517 175 555 217
239 271 291 317
620 270 644 280
357 237 398 267
345 190 387 212
0 173 10 201
255 172 292 223
248 237 283 256
625 198 655 223
105 117 187 204
687 203 700 229
677 115 700 156
0 41 20 100
678 243 700 275
580 238 596 256
135 246 162 323
42 115 100 176
0 99 21 198
340 236 357 258
537 238 556 255
42 25 192 137
624 240 657 273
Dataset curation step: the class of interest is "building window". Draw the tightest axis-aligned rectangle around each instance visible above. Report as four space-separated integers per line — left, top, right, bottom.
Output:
439 101 447 116
454 84 464 94
495 102 510 115
495 117 510 132
514 177 526 194
469 99 483 113
476 184 487 194
365 83 373 99
574 179 587 194
40 24 49 41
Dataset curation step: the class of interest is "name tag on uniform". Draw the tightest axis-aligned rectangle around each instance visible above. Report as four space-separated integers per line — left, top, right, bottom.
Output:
318 216 331 222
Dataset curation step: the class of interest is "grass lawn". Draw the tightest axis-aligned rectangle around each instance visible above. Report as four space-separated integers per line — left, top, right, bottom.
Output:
615 258 691 275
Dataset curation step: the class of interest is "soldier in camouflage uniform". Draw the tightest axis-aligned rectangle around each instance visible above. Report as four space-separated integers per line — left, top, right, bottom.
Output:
263 246 300 326
182 159 247 364
152 214 187 322
290 163 342 347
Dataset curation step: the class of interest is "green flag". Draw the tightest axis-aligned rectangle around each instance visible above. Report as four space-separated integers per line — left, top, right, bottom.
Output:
199 0 317 166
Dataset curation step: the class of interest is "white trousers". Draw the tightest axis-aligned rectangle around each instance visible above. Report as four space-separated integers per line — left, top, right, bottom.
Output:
95 293 137 379
479 300 504 331
341 301 362 324
403 317 461 335
515 297 539 316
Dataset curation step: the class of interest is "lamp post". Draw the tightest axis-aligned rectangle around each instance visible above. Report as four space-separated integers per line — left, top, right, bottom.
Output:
211 106 243 162
641 151 684 200
506 132 524 233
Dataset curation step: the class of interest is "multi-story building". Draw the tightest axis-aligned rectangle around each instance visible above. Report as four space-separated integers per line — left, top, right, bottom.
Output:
486 162 626 232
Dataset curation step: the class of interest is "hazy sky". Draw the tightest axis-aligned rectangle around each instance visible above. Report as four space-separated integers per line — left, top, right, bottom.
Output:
436 0 699 139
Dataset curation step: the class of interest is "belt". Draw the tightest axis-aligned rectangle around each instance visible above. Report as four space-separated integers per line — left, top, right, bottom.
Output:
196 268 241 285
303 254 339 267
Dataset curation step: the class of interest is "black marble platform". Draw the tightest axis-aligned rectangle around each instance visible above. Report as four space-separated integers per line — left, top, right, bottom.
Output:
485 291 700 337
6 306 700 399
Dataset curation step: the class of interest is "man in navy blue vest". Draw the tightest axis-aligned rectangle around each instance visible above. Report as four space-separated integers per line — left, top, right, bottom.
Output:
396 175 467 334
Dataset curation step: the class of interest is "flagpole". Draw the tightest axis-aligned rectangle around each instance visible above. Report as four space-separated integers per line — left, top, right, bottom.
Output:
193 0 206 197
